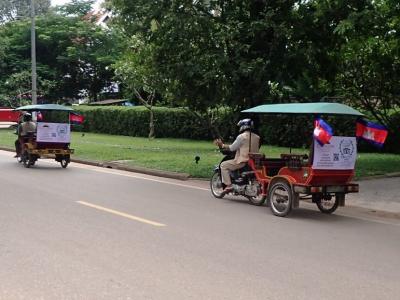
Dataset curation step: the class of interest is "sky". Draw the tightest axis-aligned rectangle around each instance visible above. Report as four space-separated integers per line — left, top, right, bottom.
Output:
51 0 71 5
51 0 102 9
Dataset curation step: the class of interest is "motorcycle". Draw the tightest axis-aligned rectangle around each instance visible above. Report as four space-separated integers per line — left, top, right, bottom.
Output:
210 148 266 205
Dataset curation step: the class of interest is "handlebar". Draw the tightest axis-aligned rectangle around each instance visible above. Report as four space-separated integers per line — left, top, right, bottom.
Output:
219 148 235 156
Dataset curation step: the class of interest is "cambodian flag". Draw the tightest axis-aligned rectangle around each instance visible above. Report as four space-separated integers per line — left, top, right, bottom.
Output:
314 118 333 146
69 112 85 125
37 111 43 121
356 119 388 148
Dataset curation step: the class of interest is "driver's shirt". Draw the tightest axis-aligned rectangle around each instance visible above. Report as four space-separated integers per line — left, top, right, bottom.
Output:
19 121 37 136
228 131 260 164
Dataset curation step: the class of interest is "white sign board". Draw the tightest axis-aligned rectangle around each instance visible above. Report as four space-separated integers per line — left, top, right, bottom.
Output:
36 122 70 143
312 136 357 170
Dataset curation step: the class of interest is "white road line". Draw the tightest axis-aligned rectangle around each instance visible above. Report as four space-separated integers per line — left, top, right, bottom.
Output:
71 163 210 191
77 201 166 227
0 150 209 191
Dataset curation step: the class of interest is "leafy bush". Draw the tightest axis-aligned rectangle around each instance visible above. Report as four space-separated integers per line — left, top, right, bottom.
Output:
73 105 398 153
384 112 400 154
75 106 216 139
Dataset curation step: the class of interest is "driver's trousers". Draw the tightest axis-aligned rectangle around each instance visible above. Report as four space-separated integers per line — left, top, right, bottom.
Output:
15 136 29 156
220 159 246 186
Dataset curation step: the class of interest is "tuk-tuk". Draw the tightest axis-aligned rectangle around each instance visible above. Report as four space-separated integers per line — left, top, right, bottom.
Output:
14 104 75 168
242 102 362 217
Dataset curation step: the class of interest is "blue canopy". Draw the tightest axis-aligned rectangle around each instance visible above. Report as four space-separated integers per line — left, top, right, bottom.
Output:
242 102 363 116
15 104 74 112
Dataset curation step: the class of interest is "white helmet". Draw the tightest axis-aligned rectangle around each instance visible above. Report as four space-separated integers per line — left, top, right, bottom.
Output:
23 112 32 122
237 118 254 133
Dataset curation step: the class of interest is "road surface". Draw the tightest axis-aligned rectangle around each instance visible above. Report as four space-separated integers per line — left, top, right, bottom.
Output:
0 150 399 300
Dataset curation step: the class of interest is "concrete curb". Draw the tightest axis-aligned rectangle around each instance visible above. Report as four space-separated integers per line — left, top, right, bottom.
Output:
1 146 399 182
0 147 190 181
356 172 400 181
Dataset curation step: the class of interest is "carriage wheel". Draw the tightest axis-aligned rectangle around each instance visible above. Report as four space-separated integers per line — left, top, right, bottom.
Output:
60 155 70 168
316 194 340 214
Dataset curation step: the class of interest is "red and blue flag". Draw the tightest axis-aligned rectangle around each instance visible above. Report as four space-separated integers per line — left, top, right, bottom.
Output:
37 111 43 121
69 112 85 125
314 118 333 146
356 119 388 148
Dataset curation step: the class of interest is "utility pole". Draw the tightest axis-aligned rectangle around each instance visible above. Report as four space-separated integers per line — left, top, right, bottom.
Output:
31 0 37 104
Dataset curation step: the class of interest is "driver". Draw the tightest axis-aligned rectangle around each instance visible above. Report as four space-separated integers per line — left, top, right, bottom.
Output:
215 118 260 193
15 113 37 157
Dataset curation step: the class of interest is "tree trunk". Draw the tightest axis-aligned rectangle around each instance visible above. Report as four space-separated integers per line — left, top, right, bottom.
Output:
148 109 155 139
133 88 155 138
184 108 222 139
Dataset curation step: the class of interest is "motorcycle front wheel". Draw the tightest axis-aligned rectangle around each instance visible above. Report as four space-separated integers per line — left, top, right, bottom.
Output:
210 171 224 198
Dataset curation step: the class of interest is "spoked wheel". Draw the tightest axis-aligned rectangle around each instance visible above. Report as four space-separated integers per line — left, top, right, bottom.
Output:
60 155 70 168
316 195 340 214
60 159 69 168
247 183 266 206
21 151 33 168
268 180 293 217
210 171 224 198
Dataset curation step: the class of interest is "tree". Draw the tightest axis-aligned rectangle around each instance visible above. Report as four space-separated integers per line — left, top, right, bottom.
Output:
0 10 123 105
107 0 302 138
55 0 94 17
334 0 400 127
114 36 161 138
0 0 50 24
107 0 297 111
0 18 57 106
107 0 400 148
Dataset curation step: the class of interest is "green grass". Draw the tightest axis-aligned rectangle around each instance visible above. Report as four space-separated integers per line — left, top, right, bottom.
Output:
1 128 399 179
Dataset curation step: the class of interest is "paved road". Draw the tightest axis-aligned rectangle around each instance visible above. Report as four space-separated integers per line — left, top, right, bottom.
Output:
347 177 400 213
1 150 399 300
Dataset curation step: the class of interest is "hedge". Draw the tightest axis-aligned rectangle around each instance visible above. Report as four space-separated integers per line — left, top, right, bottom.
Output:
73 105 399 153
74 106 235 140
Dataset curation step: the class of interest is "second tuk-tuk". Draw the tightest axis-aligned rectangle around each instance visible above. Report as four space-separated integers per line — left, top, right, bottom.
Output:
15 104 75 168
211 102 363 217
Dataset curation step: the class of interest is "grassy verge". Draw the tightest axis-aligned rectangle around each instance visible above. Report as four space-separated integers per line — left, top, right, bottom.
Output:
1 128 399 179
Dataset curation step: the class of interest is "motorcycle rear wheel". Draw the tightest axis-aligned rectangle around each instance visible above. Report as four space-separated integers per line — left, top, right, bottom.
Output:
22 151 32 168
210 172 224 198
269 180 293 217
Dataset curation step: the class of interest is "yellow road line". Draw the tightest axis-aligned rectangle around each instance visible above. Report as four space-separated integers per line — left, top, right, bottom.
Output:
77 201 166 227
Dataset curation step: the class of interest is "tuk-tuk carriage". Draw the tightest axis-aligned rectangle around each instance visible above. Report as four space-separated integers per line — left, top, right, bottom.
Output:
15 104 75 168
242 102 362 217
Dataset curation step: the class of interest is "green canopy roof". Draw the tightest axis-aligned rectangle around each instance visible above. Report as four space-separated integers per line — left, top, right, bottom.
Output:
242 102 363 116
14 104 74 112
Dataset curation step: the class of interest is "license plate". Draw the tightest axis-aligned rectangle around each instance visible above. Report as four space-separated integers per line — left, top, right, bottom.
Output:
326 186 345 193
